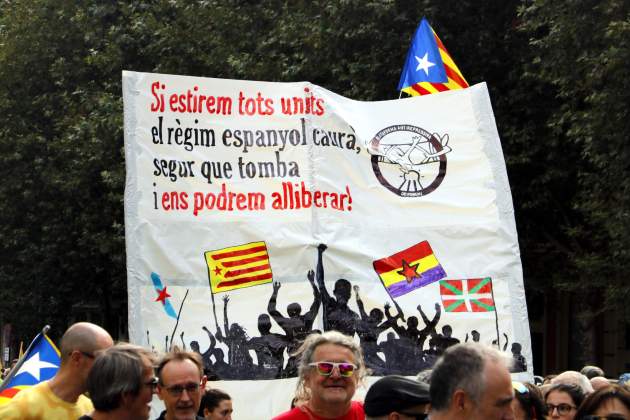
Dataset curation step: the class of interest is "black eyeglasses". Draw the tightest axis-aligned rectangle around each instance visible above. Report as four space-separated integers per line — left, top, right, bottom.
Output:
144 377 159 391
161 381 201 397
547 403 576 416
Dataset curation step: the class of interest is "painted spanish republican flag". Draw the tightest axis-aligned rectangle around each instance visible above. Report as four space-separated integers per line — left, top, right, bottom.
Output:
205 241 273 293
373 241 446 298
440 277 495 312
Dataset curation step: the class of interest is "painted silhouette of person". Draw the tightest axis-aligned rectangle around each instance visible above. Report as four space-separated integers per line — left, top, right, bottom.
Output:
193 326 231 380
353 285 398 375
510 342 527 373
378 331 405 374
435 324 460 354
216 295 254 379
385 303 430 373
316 244 359 337
417 303 441 350
465 329 481 343
247 313 288 379
268 270 321 377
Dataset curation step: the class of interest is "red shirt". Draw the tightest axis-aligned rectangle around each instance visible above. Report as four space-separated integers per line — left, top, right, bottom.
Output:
273 401 364 420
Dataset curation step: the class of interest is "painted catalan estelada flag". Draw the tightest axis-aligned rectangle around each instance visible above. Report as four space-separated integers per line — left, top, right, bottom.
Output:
373 241 447 298
397 17 468 96
0 329 60 405
440 277 495 312
205 241 273 293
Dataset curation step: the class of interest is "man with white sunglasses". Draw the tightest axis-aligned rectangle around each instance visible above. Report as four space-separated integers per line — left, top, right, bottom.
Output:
274 331 366 419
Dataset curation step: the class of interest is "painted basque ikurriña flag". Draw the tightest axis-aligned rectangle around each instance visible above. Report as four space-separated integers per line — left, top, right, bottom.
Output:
123 71 531 417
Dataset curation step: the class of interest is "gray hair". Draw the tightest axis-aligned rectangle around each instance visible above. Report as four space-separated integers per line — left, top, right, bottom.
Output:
294 331 367 401
580 365 604 379
551 370 594 394
87 343 155 411
429 343 512 410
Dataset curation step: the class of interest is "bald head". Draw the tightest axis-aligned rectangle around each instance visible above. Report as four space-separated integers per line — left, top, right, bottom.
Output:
60 322 113 364
590 376 610 391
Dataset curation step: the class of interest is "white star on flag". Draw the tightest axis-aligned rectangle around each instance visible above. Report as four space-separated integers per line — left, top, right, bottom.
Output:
415 52 435 76
15 352 58 381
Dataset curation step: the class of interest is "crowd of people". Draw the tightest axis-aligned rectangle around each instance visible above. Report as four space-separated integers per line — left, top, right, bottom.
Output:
0 321 629 420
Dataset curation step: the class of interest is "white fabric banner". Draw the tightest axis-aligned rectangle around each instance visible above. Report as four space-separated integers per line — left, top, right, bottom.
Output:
123 71 531 418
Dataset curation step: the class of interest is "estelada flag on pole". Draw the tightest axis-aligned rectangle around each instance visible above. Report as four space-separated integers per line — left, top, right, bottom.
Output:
0 327 59 405
440 277 495 312
373 241 447 298
398 17 468 96
205 241 273 293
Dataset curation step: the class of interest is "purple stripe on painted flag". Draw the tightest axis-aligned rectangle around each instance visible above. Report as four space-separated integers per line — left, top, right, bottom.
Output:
388 265 447 298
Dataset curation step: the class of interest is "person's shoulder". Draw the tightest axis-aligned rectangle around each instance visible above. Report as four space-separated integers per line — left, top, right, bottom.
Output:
272 406 309 420
349 400 364 417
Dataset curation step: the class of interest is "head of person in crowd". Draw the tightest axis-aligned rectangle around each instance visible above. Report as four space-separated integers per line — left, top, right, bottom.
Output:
290 331 367 418
551 371 594 395
53 322 114 395
511 381 546 420
157 349 207 420
574 384 630 420
364 375 430 420
545 383 585 420
544 375 558 385
590 377 610 392
428 342 515 420
580 366 605 380
198 389 232 420
86 343 157 420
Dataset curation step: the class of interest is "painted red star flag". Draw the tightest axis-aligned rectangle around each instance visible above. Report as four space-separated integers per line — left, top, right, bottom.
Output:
0 329 60 405
373 241 446 298
398 17 468 96
205 241 273 293
440 277 495 312
151 272 177 319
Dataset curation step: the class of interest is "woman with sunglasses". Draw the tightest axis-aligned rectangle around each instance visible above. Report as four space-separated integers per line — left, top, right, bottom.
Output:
511 381 546 420
574 384 630 420
545 383 586 420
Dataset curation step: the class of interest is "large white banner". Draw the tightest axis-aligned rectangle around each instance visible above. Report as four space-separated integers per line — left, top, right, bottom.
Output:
123 71 531 418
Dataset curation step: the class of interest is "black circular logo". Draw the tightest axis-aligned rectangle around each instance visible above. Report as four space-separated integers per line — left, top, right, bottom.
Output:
369 124 450 197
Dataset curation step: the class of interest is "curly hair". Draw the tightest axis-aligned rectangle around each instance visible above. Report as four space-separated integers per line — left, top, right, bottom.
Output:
293 331 367 401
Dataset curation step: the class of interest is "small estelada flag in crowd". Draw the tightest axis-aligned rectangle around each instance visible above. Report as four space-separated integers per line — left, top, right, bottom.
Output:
440 277 495 312
151 272 178 319
397 17 469 96
205 241 273 293
373 241 447 298
0 328 60 405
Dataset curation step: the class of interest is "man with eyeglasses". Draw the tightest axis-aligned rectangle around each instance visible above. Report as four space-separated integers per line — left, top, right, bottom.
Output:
273 331 366 419
0 321 113 420
79 343 157 420
364 375 431 420
427 343 515 420
156 349 207 420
